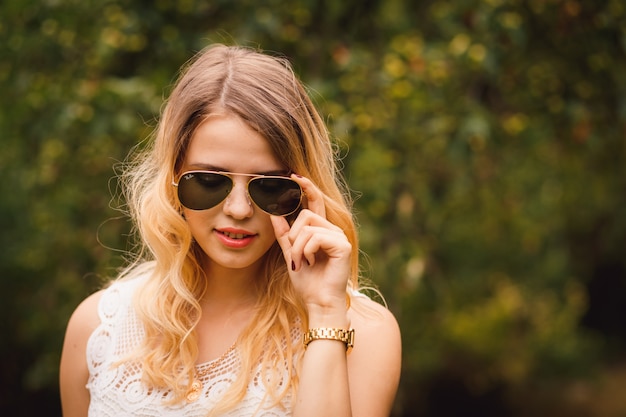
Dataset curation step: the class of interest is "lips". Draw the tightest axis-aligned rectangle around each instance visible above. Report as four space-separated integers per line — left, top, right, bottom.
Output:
221 231 251 239
215 228 257 248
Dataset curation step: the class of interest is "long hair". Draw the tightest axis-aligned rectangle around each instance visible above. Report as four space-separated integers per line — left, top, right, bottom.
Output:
118 44 360 414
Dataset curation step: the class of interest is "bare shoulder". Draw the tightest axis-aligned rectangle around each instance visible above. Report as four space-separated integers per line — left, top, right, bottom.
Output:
66 289 105 337
347 295 402 417
61 289 106 371
349 295 401 345
61 289 105 371
60 289 105 417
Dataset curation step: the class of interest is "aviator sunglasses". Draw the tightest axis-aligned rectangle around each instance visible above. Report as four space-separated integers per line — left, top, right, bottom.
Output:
173 170 303 216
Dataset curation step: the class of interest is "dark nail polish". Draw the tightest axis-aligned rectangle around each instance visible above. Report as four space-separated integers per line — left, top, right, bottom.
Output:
291 261 296 271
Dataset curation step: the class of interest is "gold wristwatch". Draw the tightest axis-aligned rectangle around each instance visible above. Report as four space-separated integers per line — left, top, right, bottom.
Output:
303 327 355 352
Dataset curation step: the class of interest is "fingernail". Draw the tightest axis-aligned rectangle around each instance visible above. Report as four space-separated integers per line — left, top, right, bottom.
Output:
291 261 296 271
295 174 303 178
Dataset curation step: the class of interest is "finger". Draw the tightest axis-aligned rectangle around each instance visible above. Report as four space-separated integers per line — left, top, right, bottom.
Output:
270 215 293 265
288 226 350 270
287 225 314 269
287 209 342 246
302 228 351 266
291 174 326 218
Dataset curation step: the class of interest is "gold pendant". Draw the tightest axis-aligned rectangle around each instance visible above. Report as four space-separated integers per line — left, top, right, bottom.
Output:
186 379 202 402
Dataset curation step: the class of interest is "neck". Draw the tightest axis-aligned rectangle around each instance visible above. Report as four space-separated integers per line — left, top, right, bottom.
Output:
199 258 261 312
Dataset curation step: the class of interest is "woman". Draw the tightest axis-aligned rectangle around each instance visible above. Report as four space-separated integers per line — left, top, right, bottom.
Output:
60 44 401 417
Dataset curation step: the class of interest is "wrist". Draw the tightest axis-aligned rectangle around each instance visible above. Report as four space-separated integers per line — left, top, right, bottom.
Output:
303 327 355 352
306 300 350 329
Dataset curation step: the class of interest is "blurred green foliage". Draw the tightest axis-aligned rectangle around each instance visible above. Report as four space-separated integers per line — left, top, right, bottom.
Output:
1 0 625 415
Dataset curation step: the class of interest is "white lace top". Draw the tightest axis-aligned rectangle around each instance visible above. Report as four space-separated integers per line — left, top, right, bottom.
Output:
86 276 295 416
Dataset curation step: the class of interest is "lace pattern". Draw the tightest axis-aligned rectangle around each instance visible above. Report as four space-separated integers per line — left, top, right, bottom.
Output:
86 276 295 416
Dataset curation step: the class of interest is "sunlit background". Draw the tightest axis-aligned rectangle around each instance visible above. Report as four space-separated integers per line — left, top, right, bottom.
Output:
1 0 625 415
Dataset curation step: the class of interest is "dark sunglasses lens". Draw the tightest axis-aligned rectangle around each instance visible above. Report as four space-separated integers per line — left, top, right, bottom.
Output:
248 177 302 216
178 172 232 210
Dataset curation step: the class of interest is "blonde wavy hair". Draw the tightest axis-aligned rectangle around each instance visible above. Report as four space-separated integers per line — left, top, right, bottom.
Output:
117 44 360 414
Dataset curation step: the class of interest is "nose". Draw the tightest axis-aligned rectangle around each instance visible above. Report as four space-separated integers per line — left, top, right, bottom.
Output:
223 180 253 219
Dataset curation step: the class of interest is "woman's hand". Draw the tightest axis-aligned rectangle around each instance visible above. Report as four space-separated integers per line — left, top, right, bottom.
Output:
273 175 402 417
270 175 351 324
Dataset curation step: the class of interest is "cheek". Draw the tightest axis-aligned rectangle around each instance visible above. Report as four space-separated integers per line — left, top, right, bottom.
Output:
258 215 277 237
182 209 214 233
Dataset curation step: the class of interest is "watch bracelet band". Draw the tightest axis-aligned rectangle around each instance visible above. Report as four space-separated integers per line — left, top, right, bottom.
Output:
303 327 355 350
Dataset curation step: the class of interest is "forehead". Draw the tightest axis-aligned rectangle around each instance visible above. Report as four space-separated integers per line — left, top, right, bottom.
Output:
183 113 284 173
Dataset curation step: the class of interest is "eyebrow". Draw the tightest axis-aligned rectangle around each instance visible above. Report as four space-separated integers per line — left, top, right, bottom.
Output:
186 163 290 176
